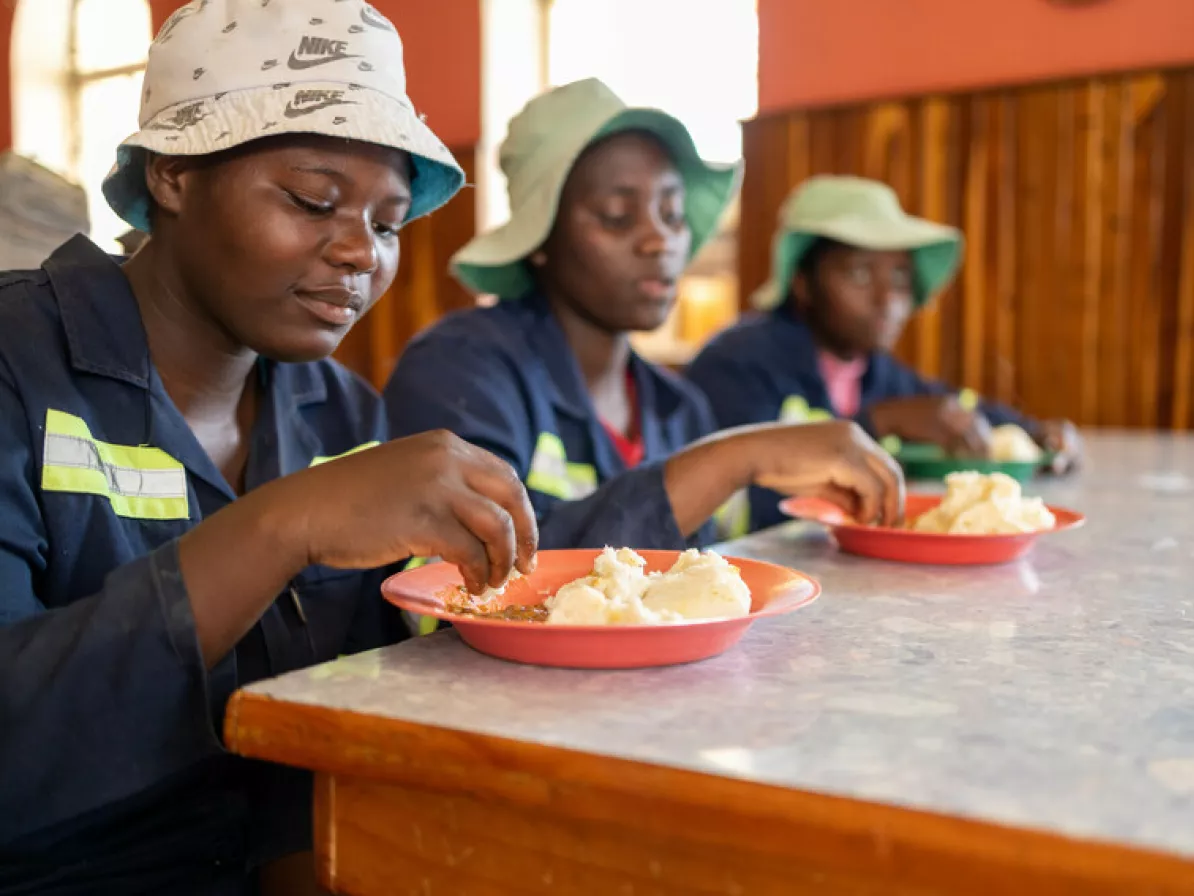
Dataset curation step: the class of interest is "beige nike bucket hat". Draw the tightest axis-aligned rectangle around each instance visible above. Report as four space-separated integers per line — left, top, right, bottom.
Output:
751 175 964 310
452 78 742 299
102 0 465 234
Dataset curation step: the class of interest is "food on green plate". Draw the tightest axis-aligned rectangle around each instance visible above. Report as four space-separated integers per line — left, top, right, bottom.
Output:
990 424 1045 464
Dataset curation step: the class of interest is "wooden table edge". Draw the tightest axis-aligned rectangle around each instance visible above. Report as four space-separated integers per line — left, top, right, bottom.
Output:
225 688 1194 894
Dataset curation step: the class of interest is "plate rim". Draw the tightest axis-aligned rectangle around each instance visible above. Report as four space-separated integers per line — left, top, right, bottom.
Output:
381 550 822 632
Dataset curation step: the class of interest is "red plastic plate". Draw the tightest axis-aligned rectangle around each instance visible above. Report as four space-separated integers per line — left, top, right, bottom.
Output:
381 549 820 669
779 494 1086 566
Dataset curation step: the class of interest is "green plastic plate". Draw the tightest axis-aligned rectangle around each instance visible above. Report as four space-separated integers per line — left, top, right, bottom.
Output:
893 442 1052 483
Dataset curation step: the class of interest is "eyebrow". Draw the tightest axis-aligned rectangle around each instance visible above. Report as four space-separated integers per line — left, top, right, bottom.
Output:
603 182 685 197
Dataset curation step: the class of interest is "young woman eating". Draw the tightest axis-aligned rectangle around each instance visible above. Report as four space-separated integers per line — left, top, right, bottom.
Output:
687 175 1082 532
0 2 536 893
385 81 904 551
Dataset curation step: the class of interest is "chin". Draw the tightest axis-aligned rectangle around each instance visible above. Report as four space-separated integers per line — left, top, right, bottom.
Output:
628 303 676 333
257 332 344 364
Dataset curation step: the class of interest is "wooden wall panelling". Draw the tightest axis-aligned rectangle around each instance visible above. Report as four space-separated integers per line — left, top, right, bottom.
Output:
1126 75 1167 429
1098 79 1133 428
739 67 1194 429
1173 73 1194 430
989 94 1019 409
1157 74 1186 428
333 146 477 391
914 98 954 380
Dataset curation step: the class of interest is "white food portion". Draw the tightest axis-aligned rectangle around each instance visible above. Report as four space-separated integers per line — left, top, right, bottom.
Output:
911 471 1056 535
641 549 753 621
544 547 752 626
990 424 1044 463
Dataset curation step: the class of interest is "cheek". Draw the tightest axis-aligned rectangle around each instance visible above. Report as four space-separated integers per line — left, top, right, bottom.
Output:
370 238 401 298
202 203 316 298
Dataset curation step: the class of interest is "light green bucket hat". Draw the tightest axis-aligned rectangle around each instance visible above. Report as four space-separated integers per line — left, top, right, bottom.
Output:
452 78 742 299
751 175 964 310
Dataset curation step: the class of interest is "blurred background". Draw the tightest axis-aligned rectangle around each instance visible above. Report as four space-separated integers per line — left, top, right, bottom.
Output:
2 0 1193 428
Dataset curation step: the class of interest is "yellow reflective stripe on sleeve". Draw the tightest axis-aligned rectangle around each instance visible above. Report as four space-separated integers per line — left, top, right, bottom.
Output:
310 441 380 467
779 395 834 425
402 557 442 636
526 432 598 501
417 615 440 636
42 409 189 520
713 488 751 541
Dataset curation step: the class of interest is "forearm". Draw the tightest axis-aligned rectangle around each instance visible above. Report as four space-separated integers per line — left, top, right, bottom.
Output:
664 434 751 536
178 480 307 669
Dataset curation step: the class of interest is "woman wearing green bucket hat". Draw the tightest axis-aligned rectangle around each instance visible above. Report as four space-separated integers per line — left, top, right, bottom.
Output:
386 81 905 551
687 175 1081 532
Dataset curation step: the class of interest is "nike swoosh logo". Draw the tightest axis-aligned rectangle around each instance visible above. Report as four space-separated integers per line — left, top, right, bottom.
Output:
283 99 357 118
287 51 360 70
360 7 394 30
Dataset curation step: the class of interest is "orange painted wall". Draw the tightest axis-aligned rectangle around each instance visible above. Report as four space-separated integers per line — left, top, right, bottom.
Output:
2 0 480 152
0 4 14 151
759 0 1194 112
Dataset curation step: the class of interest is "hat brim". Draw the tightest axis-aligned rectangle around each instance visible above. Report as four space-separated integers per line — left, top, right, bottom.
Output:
102 82 465 233
751 212 964 310
451 107 741 299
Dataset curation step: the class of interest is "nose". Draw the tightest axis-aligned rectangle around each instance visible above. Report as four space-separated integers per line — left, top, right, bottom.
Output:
325 216 380 274
636 206 689 258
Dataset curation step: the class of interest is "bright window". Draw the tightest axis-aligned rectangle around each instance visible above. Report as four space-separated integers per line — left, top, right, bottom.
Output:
546 0 758 165
11 0 152 252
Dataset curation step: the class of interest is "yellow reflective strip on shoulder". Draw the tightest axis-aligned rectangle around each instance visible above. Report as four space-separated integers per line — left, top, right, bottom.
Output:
779 396 833 424
779 395 810 423
42 410 189 520
310 441 381 467
527 432 597 501
565 462 598 492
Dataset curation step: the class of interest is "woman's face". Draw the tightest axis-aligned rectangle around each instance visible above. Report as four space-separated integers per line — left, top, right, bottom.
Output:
536 131 691 334
145 134 412 363
793 242 915 358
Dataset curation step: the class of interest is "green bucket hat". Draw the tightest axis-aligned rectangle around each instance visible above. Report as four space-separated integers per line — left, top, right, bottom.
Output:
751 175 964 310
452 78 742 299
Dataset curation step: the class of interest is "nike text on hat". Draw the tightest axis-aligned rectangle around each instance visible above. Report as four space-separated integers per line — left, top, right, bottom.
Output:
751 175 964 310
102 0 465 234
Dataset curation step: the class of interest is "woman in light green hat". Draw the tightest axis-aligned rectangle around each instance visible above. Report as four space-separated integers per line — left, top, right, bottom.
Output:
386 81 905 550
687 175 1081 532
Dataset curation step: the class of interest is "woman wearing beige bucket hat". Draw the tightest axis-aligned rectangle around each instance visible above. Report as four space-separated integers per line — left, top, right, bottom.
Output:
0 1 538 893
386 80 904 555
688 175 1081 532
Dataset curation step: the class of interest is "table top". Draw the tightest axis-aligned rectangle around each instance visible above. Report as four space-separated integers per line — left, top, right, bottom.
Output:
242 432 1194 861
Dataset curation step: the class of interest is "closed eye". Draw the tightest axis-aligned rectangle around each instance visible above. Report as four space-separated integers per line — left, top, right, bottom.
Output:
286 190 333 216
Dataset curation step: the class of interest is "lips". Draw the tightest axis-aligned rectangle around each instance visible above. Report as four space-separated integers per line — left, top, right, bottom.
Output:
636 277 677 301
295 286 365 327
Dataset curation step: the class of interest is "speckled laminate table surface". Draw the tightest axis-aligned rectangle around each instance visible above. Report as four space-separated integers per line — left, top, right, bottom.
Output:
246 432 1194 860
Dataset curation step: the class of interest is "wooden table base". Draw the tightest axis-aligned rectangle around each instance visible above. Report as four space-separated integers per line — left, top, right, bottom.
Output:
229 694 1194 896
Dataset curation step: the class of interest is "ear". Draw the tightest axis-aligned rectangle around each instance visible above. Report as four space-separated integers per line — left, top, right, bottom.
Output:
142 153 195 219
529 250 547 268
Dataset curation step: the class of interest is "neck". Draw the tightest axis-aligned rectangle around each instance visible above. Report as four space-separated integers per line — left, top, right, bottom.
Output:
123 242 259 420
789 298 866 364
544 293 632 389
